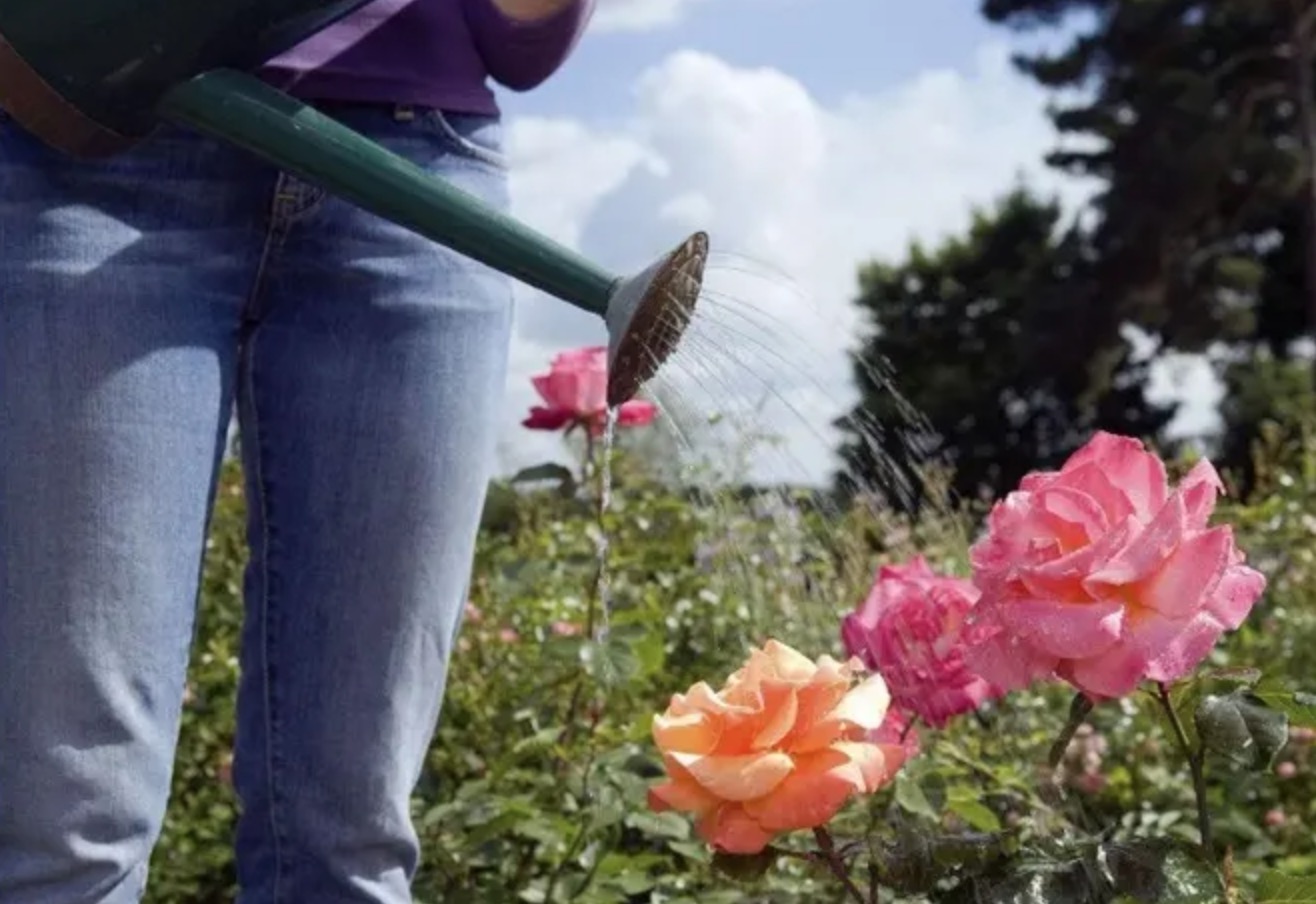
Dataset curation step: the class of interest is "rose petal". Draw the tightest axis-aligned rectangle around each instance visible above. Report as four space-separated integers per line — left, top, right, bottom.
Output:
828 674 891 732
653 711 720 755
760 641 819 682
522 406 575 431
1065 611 1222 697
617 399 657 427
679 682 756 718
963 629 1058 692
1062 432 1168 520
1140 527 1231 619
1205 564 1265 630
672 750 795 802
997 598 1124 659
1174 459 1225 530
741 748 864 832
1054 462 1137 524
648 776 720 815
833 740 903 792
752 686 799 750
1017 519 1133 599
1086 496 1187 588
696 804 777 854
1032 485 1111 551
840 612 876 666
1138 613 1226 685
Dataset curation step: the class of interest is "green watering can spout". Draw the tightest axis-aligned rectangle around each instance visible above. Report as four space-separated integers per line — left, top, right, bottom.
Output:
0 2 708 404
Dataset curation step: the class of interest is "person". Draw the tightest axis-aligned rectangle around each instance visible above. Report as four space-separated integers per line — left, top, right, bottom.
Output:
0 0 593 901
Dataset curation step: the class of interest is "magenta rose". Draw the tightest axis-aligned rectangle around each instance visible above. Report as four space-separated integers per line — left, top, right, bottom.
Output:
869 706 923 760
842 557 1002 728
523 346 656 435
964 432 1266 700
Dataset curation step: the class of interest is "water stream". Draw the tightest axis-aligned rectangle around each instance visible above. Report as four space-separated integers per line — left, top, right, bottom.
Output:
589 249 958 663
592 407 618 647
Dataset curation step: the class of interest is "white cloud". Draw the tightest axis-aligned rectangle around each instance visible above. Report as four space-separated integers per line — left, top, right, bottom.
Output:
500 44 1096 484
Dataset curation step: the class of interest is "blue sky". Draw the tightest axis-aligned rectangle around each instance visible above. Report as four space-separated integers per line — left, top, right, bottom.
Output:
493 0 1215 481
504 0 1009 118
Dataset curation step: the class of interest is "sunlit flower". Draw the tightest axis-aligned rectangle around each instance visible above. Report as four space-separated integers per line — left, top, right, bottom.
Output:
648 640 906 854
966 432 1265 699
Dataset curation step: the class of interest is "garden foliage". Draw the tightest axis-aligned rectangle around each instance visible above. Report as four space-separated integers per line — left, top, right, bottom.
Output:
150 427 1316 903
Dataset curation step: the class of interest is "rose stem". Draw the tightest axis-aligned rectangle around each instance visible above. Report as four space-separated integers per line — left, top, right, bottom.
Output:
1047 692 1095 769
813 827 868 904
1156 682 1214 858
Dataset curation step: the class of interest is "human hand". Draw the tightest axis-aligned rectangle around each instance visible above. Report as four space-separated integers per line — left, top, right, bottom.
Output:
488 0 578 22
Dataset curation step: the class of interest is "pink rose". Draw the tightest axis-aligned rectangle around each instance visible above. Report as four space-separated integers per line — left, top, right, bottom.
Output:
1277 761 1298 779
965 432 1266 700
842 557 1002 728
869 706 922 760
550 620 582 637
523 346 657 436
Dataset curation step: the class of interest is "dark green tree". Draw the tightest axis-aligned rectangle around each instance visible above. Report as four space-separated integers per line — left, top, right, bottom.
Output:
985 0 1314 346
982 0 1316 477
836 188 1173 507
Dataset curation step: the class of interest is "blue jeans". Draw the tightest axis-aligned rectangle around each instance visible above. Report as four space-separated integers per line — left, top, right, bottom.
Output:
0 105 513 903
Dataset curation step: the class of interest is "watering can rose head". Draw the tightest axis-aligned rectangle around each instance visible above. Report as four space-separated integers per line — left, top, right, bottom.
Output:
523 346 656 436
647 640 906 855
841 556 1003 728
963 432 1267 700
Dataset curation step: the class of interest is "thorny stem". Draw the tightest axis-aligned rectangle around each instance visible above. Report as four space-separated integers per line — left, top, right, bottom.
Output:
813 827 868 904
581 424 596 485
1156 682 1214 859
559 424 611 748
543 744 600 903
1047 693 1096 769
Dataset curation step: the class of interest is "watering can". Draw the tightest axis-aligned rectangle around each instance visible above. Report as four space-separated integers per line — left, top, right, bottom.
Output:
0 0 707 404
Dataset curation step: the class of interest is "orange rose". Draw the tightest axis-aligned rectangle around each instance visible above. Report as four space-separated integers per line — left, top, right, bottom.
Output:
647 640 906 854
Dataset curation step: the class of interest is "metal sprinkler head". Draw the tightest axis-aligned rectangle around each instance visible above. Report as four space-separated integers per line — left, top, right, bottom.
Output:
604 231 710 407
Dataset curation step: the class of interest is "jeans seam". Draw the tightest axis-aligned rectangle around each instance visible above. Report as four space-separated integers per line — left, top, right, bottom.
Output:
244 174 325 321
241 328 286 900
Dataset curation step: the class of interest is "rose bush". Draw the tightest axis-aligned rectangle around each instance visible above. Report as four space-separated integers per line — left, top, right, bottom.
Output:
147 427 1316 903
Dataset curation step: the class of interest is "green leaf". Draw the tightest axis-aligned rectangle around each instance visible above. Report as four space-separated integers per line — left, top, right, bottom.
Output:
1161 670 1265 750
1194 694 1253 757
710 847 781 881
894 773 940 822
1252 678 1316 730
1102 839 1223 903
1254 870 1316 903
947 789 1002 832
510 463 577 497
579 636 640 687
1194 691 1289 769
624 810 690 840
479 482 520 531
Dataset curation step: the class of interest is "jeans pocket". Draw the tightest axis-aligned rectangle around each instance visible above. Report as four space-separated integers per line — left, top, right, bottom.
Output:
423 110 507 171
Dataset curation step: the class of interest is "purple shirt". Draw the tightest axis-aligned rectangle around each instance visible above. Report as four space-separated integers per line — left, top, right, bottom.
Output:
260 0 593 114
